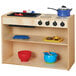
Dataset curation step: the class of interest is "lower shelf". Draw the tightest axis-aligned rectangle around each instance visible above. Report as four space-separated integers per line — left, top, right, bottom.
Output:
3 55 68 70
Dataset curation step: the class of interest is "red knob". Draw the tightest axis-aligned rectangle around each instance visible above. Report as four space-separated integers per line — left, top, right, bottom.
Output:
23 10 27 13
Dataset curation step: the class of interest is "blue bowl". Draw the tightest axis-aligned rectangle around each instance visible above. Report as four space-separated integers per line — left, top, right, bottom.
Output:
43 52 58 63
13 35 30 39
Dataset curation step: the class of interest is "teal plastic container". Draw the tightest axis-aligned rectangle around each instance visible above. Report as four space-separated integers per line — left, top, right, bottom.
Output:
43 52 58 64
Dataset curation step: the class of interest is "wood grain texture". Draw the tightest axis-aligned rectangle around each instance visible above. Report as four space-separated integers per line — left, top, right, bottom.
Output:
5 35 68 46
2 13 75 70
2 24 13 61
3 43 68 70
2 12 71 28
67 15 75 70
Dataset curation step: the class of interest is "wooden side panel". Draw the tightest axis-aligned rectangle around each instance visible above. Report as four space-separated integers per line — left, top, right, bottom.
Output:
2 16 13 62
2 40 13 62
67 15 75 69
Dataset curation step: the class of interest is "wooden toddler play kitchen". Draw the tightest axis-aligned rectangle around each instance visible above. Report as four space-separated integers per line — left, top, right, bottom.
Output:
2 6 75 70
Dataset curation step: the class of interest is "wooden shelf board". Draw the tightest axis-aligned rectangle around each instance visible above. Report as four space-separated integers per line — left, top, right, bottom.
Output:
5 35 68 46
7 24 68 29
3 55 67 70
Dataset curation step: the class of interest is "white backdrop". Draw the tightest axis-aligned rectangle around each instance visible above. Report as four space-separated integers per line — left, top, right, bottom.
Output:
0 0 76 76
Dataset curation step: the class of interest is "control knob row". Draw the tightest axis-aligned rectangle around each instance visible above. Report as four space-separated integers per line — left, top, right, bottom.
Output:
38 20 65 27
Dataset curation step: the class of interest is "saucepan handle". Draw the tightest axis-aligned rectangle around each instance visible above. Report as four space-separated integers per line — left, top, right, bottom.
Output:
47 7 57 11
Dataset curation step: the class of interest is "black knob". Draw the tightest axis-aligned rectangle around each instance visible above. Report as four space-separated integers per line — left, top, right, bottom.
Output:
45 21 50 26
60 22 65 27
38 20 42 25
53 21 57 26
62 5 66 8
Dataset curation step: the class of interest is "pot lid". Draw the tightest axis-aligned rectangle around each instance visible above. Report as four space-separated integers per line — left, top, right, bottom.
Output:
58 6 71 10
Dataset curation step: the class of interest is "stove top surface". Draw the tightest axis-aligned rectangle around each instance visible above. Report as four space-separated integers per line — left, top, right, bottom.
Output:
37 14 69 20
7 12 41 17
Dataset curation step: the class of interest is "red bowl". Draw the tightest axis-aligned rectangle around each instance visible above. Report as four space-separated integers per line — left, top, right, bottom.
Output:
18 50 32 62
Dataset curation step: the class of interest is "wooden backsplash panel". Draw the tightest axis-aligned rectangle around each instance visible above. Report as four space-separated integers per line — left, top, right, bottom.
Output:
12 27 68 38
